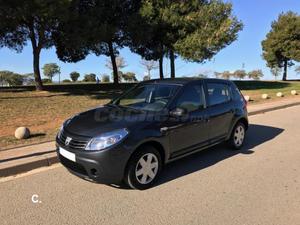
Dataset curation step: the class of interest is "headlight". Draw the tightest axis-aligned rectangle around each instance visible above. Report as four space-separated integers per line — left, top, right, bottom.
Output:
85 128 129 151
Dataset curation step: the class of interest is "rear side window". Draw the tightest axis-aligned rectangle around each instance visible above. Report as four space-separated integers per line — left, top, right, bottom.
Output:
175 84 204 112
207 82 231 106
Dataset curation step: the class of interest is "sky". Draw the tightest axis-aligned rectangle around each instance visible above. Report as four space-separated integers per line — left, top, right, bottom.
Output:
0 0 300 82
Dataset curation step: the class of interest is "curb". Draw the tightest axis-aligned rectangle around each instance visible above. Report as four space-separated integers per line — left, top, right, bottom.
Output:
248 101 300 116
1 101 300 178
0 152 58 177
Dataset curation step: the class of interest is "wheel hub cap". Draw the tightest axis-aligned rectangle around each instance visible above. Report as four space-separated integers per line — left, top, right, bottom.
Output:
234 125 245 147
135 153 159 184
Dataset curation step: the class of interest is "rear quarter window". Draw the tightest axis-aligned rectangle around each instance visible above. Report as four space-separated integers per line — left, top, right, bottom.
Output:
230 83 244 102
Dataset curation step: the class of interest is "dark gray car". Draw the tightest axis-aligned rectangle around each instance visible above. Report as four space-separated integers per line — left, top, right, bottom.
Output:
56 78 248 189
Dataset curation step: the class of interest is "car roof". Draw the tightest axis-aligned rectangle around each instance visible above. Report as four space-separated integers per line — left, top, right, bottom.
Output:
141 78 232 86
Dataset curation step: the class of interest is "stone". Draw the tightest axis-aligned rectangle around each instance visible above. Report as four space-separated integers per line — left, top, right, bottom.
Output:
244 95 251 102
15 127 30 139
262 94 269 99
276 92 284 97
291 90 297 95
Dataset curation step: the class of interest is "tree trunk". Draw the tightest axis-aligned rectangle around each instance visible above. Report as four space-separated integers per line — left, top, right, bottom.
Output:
159 56 164 79
108 42 119 84
282 60 288 81
33 48 43 91
170 50 175 79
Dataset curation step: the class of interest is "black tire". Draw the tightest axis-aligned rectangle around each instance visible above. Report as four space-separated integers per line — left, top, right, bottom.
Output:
228 122 246 150
124 146 162 190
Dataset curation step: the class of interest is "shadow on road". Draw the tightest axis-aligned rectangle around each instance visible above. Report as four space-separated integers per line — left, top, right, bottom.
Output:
155 124 284 187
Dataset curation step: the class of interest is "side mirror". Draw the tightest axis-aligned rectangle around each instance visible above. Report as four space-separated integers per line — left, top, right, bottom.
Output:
169 107 187 117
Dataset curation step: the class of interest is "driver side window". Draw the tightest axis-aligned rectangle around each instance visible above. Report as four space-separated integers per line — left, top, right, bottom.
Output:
175 84 204 112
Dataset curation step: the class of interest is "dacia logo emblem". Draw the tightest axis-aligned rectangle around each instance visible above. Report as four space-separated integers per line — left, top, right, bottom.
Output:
65 137 72 146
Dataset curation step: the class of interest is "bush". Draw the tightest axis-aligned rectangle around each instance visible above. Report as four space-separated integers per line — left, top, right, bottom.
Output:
42 78 52 83
83 73 96 82
101 74 110 83
62 79 71 83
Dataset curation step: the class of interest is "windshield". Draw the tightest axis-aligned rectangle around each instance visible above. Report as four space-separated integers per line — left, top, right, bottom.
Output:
112 84 180 112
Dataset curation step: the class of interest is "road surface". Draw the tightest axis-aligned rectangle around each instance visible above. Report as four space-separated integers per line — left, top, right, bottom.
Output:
1 106 300 225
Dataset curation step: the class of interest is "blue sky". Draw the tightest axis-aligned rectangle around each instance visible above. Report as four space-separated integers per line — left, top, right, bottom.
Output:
0 0 300 81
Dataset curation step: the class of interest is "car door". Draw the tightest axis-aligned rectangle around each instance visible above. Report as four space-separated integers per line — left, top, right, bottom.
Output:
205 81 235 143
165 82 210 158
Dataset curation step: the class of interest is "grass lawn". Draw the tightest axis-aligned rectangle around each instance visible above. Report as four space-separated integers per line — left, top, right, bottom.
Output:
235 80 300 102
0 80 300 149
0 89 122 150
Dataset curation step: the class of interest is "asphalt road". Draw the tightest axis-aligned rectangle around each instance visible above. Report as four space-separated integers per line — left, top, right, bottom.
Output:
1 106 300 225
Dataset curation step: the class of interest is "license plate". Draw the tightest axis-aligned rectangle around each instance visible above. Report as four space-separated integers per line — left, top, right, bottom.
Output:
59 147 76 162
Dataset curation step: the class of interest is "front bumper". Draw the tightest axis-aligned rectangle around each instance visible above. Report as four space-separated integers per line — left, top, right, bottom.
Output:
56 141 133 184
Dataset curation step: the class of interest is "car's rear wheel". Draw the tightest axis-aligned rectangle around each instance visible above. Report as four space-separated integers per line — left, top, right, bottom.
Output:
228 122 246 150
125 146 162 190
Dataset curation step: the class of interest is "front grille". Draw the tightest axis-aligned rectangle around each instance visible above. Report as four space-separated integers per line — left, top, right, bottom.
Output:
58 129 89 150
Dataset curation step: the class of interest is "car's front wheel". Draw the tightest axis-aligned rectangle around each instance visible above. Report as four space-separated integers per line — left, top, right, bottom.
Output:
228 122 246 150
125 146 162 190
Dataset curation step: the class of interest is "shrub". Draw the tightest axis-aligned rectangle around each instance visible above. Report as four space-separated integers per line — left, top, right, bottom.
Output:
101 74 110 83
83 73 96 82
62 79 71 83
42 78 52 83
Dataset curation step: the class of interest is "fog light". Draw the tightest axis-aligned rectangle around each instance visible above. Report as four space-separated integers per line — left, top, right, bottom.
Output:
90 168 98 176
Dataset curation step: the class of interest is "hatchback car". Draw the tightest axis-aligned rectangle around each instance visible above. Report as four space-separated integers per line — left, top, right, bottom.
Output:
56 78 248 189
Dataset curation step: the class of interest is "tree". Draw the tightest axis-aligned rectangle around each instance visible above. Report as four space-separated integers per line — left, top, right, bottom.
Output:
173 1 242 78
127 1 168 80
54 0 139 84
122 72 138 82
233 70 247 80
0 70 23 86
129 0 242 79
270 67 282 80
262 12 300 81
23 73 35 85
101 74 110 83
248 70 263 80
143 75 150 81
0 70 10 86
106 56 127 82
140 60 159 79
215 71 234 79
0 0 68 90
42 63 60 82
295 66 300 74
70 72 80 82
197 74 208 78
83 74 96 82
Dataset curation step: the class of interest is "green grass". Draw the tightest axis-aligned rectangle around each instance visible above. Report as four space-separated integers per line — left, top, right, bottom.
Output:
0 80 299 149
235 80 300 103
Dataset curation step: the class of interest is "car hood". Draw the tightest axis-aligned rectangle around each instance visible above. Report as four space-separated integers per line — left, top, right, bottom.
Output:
64 105 151 137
